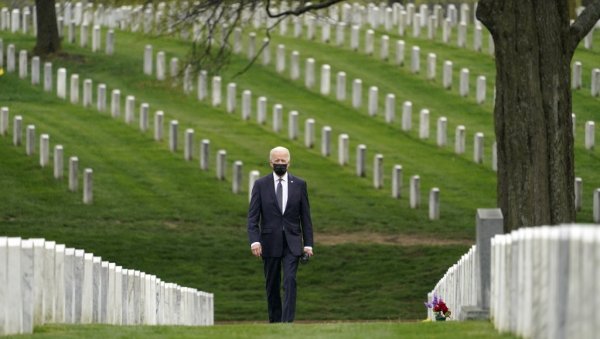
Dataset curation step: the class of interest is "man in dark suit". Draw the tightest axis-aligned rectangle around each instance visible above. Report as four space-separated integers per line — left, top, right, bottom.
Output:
247 146 314 323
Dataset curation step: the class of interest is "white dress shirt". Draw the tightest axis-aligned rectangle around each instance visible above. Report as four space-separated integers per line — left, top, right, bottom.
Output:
273 172 288 214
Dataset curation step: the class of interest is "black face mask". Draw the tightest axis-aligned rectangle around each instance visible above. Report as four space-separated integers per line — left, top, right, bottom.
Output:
273 164 287 176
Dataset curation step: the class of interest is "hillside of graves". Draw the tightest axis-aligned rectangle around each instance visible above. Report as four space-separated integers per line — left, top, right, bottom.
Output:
1 2 599 322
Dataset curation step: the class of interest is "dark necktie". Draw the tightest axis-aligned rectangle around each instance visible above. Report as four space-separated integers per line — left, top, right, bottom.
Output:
276 178 283 211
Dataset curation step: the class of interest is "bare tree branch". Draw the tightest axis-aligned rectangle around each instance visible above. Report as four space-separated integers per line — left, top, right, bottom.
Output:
265 0 346 18
569 0 600 53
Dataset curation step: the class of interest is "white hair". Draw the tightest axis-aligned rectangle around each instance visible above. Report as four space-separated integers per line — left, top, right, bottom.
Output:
269 146 291 162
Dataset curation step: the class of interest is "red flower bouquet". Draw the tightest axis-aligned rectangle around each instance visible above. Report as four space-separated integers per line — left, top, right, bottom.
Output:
425 294 451 321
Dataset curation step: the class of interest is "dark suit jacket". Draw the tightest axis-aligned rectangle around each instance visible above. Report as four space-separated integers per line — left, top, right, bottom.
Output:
247 173 314 257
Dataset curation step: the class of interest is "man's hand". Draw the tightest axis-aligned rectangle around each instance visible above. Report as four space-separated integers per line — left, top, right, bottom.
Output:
303 247 314 257
251 243 262 257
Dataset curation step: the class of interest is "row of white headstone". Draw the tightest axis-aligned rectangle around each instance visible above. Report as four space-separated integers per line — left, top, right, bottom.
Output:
572 61 600 97
222 38 498 167
0 107 93 204
145 54 443 220
0 237 214 336
426 245 477 321
490 224 600 339
4 39 251 199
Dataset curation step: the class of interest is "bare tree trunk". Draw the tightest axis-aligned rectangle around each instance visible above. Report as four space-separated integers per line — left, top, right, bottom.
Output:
477 0 600 232
34 0 61 56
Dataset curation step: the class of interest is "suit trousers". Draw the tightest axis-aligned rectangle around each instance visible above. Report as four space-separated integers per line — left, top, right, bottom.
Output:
263 232 300 323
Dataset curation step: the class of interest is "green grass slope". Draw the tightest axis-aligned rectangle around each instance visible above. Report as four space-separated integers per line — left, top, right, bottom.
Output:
0 10 598 323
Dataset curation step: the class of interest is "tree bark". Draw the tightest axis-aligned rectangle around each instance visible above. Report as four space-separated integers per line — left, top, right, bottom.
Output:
477 0 600 232
34 0 61 56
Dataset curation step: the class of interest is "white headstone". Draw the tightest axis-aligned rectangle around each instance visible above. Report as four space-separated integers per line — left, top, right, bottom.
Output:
169 120 178 152
455 125 466 154
44 62 53 92
0 107 8 136
395 40 405 66
13 115 22 146
338 134 349 166
144 45 153 75
585 121 595 150
247 32 256 60
419 109 429 139
437 117 447 146
57 68 67 99
272 104 283 133
69 157 78 191
241 90 251 120
261 38 270 65
392 165 403 198
232 161 243 194
154 111 163 141
474 24 482 52
212 76 221 106
248 170 260 202
290 50 300 80
336 22 346 46
380 35 389 60
18 50 27 79
216 150 226 180
276 44 285 73
385 94 395 123
305 58 315 88
54 145 63 179
125 96 135 124
572 61 582 90
356 144 367 177
83 79 92 107
411 46 420 74
443 60 453 89
197 70 207 100
321 64 331 95
305 118 315 148
458 22 467 48
257 96 267 124
476 76 486 104
26 125 35 156
336 72 346 101
429 188 440 220
590 68 600 97
373 154 383 189
83 168 94 204
352 79 362 108
474 132 484 163
184 129 194 161
288 111 299 140
111 89 120 118
410 175 420 208
424 53 436 80
226 83 236 113
365 29 375 55
402 101 412 131
40 134 49 167
140 103 149 132
321 126 331 156
351 25 359 51
593 189 600 223
200 139 210 171
6 44 14 73
156 51 165 81
80 24 89 48
106 29 115 55
368 86 378 116
97 84 106 112
92 25 101 52
460 68 469 97
70 74 79 104
575 177 583 211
